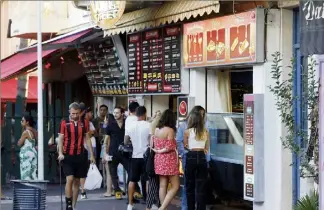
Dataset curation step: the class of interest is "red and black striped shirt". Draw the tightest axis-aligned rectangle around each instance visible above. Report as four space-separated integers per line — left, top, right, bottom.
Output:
60 119 89 156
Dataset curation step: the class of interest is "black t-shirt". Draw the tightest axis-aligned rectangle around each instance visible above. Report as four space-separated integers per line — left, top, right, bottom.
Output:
105 119 125 156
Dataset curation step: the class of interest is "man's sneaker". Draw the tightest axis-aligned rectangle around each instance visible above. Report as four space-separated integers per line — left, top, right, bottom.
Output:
115 191 122 200
127 204 134 210
66 197 73 210
134 192 143 199
80 192 87 199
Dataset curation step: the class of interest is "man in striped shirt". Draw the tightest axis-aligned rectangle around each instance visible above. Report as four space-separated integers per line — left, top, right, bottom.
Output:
58 102 95 210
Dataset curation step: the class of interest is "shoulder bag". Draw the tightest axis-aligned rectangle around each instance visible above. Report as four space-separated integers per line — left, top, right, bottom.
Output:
145 140 156 177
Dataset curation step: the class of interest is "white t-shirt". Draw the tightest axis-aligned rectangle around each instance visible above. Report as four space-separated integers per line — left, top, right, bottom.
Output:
125 120 151 158
125 115 138 133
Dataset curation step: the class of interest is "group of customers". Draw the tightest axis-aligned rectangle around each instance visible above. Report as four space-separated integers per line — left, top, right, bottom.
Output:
15 100 210 210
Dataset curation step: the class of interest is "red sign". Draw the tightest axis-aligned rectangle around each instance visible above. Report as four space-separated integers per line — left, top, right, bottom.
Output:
183 10 262 68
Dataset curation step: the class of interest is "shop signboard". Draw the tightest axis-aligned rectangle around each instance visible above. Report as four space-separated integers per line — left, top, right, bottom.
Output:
243 94 264 203
183 9 264 68
89 1 126 30
300 0 324 56
243 95 255 201
127 25 182 94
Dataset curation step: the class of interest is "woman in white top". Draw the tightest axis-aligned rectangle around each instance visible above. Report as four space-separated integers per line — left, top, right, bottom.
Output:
183 111 210 210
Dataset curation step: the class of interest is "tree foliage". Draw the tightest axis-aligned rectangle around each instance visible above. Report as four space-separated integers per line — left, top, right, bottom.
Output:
268 52 319 182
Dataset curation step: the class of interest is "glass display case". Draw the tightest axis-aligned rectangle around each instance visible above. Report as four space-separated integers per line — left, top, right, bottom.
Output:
206 112 244 199
207 112 244 165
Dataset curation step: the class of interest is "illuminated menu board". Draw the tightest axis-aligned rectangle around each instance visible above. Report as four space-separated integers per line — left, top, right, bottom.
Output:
128 34 142 93
127 25 182 94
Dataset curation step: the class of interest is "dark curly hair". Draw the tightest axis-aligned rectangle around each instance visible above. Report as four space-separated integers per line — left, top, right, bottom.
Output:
157 109 176 131
23 114 35 127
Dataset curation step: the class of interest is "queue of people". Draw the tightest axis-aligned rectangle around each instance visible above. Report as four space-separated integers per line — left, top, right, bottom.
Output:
15 100 210 210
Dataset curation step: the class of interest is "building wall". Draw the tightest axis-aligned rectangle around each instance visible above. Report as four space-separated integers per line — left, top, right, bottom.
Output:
188 9 294 210
8 1 90 39
0 1 20 59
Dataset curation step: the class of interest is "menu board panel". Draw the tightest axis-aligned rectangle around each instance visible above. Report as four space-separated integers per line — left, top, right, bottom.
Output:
183 9 264 68
127 25 182 94
79 39 128 96
142 29 163 93
163 26 181 93
128 33 142 94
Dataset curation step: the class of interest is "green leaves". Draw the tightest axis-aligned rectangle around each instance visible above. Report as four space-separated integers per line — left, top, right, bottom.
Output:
294 191 318 210
268 52 319 183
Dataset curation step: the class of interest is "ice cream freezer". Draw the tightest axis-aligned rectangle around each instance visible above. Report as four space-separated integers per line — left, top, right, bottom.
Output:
206 113 245 200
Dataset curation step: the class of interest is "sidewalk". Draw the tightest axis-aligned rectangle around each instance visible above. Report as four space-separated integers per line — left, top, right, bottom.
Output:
0 184 181 210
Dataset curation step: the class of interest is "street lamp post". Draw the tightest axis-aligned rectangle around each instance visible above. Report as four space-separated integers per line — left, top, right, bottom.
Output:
37 0 44 180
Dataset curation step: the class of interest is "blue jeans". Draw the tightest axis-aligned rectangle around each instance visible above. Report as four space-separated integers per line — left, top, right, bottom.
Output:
181 153 187 210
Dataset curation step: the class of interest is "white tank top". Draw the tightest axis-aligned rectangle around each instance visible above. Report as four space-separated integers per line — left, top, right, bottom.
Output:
188 128 207 149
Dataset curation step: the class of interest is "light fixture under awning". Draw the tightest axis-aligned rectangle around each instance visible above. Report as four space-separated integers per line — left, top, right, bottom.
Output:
104 1 220 37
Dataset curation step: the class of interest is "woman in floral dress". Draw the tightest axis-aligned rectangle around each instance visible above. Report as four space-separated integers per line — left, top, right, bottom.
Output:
17 115 37 180
152 109 180 210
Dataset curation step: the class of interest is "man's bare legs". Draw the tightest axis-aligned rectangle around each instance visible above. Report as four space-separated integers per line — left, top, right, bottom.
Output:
72 178 80 208
80 178 86 198
65 176 74 210
159 175 180 210
128 181 136 206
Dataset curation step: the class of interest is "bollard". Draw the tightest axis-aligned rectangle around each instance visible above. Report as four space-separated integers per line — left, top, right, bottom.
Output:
11 180 48 210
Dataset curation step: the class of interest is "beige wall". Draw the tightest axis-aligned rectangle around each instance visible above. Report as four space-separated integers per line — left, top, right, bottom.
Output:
0 1 20 59
9 1 90 38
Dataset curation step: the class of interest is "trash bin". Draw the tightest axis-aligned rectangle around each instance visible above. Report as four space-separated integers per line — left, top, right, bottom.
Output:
11 180 48 210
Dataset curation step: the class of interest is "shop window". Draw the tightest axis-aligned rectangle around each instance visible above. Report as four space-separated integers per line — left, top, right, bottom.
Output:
230 71 253 113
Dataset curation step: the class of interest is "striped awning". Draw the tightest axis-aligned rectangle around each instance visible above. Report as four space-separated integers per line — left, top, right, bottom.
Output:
104 1 220 36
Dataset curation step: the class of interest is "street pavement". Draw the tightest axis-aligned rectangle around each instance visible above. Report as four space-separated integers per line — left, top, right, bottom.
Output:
0 184 180 210
0 184 247 210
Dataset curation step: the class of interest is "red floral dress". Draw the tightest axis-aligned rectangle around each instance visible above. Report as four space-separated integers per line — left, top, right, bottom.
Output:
154 136 179 176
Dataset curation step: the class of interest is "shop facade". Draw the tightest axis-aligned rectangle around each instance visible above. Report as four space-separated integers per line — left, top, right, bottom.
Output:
181 8 295 210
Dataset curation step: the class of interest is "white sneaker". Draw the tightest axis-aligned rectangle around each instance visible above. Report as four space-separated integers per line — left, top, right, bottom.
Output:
127 204 134 210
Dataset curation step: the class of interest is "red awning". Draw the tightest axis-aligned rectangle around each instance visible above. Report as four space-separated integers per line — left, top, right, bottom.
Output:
0 30 91 80
1 76 38 103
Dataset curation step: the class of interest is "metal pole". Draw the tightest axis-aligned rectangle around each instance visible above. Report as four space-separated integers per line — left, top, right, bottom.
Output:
37 0 44 180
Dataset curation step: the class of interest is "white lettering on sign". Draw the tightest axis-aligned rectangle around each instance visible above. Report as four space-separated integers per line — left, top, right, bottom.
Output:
302 0 324 24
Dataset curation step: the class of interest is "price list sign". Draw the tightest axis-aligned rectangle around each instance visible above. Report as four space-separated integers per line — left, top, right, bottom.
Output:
243 94 255 201
127 25 183 94
128 33 142 93
142 29 163 93
163 26 181 93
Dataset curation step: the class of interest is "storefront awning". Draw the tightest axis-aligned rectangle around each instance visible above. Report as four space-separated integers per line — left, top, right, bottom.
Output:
0 29 91 81
1 76 38 103
104 1 220 36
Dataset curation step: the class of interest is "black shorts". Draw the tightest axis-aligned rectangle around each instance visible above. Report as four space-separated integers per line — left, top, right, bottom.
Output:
130 158 147 183
62 154 88 178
